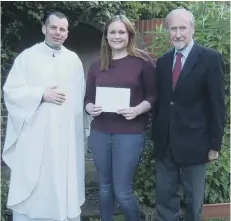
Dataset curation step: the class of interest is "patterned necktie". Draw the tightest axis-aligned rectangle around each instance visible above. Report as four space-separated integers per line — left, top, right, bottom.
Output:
172 52 183 90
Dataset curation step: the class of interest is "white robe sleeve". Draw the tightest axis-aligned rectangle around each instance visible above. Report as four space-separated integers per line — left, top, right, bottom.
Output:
82 75 92 139
3 52 45 168
79 61 92 153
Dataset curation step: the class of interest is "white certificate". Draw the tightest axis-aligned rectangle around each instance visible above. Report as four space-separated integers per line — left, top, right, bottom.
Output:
95 87 130 112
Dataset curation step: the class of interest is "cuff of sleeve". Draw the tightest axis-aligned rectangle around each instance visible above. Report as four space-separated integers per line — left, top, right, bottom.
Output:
210 141 222 152
84 102 91 115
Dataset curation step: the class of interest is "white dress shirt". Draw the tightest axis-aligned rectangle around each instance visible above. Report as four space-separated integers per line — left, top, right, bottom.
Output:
172 40 195 70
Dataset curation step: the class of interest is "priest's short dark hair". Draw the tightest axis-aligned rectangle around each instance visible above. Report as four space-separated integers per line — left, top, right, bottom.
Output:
43 11 68 26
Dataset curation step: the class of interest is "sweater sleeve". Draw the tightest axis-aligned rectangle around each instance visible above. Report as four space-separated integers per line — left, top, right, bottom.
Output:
84 62 97 108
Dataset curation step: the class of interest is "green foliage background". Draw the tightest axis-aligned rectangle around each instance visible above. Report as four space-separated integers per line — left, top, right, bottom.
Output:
1 1 187 74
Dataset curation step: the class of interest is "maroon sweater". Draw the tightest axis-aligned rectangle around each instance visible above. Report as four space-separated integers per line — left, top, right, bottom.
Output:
84 55 157 133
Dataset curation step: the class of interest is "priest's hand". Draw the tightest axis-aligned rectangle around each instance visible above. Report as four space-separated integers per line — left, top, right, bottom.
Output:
117 107 140 120
86 103 102 117
43 86 66 105
208 150 219 162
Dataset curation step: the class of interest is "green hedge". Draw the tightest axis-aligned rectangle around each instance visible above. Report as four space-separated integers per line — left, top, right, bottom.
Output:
1 181 10 221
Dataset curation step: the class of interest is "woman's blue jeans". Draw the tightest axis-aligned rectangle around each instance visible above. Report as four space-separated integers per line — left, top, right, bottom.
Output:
89 129 145 221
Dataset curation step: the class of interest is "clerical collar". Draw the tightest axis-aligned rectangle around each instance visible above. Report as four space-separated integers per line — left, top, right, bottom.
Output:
37 41 64 57
45 42 61 51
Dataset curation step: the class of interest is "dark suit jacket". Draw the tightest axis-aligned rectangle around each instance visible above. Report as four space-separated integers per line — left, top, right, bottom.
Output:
151 43 225 165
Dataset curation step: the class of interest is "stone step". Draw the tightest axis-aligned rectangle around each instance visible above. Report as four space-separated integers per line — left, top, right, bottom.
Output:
81 199 122 220
81 202 186 221
5 204 184 221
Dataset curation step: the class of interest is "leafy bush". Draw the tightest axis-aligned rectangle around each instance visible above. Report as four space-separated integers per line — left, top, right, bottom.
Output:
134 139 156 206
1 1 190 77
205 127 230 204
135 1 230 205
120 1 188 20
1 181 11 221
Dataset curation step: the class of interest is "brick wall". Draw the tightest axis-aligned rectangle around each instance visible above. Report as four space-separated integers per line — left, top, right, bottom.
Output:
135 18 166 58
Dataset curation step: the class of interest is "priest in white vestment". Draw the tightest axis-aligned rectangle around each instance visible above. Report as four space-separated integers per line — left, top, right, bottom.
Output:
2 12 90 221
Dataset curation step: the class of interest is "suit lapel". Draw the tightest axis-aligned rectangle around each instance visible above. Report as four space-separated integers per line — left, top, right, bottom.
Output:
164 49 175 93
174 43 201 91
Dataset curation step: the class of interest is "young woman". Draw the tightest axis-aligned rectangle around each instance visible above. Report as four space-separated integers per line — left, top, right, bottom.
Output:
84 15 157 221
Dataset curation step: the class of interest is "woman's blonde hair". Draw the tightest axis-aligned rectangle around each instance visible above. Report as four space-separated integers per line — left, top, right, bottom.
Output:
100 15 147 71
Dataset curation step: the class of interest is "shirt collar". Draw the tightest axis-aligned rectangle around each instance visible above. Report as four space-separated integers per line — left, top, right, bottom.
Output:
174 40 194 58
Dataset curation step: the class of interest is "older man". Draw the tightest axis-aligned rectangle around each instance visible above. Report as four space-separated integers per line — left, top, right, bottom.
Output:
3 11 90 221
151 8 225 221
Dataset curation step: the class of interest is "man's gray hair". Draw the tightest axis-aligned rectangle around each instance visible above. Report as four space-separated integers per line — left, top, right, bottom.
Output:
166 8 195 29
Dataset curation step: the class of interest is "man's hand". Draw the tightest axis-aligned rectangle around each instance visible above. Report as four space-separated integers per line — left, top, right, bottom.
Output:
86 103 102 117
117 107 140 120
43 86 66 105
208 150 219 162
